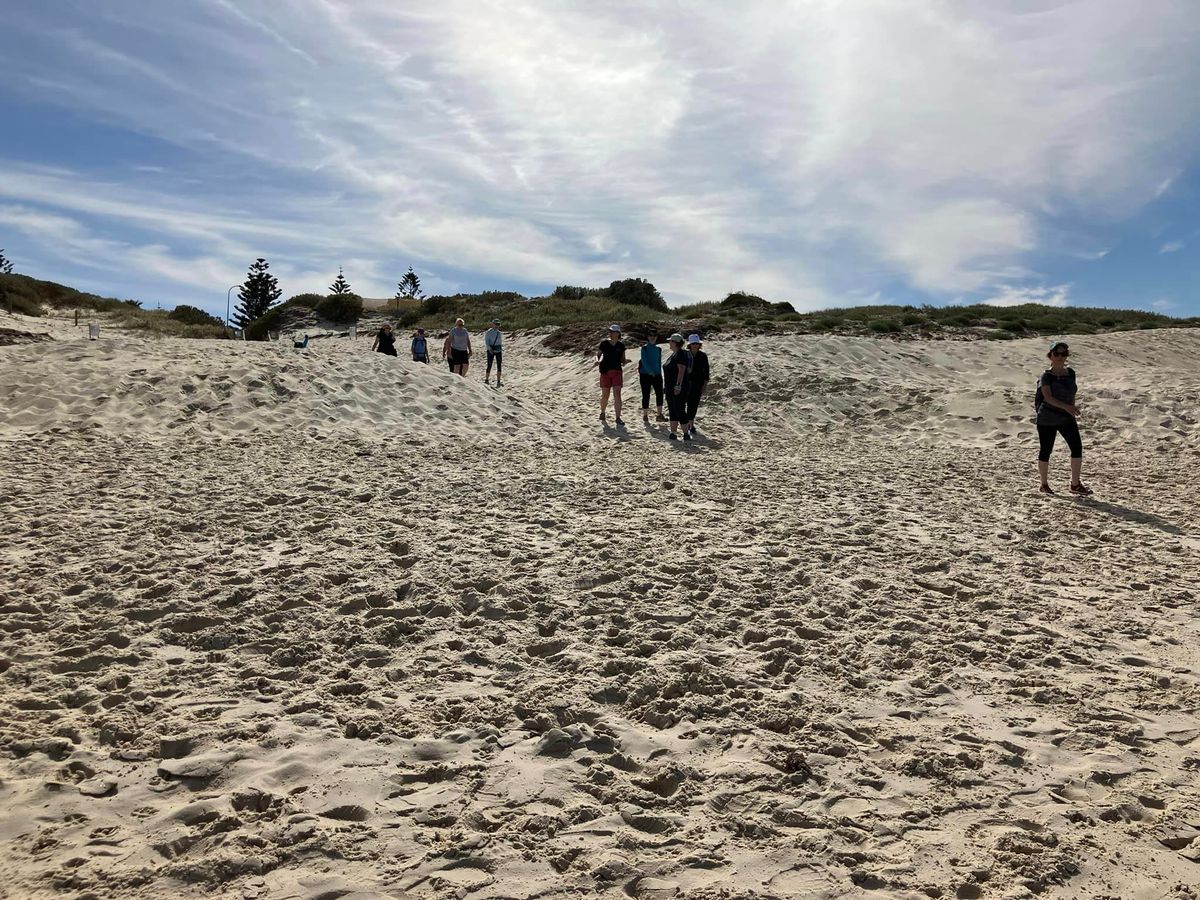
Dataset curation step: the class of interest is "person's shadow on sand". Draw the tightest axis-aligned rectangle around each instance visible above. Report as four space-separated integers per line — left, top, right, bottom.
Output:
1072 498 1185 536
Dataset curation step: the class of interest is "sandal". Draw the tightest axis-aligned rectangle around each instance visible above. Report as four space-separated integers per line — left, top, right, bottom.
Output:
1069 483 1093 496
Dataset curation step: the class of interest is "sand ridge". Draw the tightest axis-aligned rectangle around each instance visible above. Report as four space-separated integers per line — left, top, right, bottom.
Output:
1 328 1199 899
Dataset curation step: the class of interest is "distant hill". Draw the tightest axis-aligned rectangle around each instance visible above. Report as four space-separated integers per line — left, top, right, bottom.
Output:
0 273 226 339
249 287 1200 348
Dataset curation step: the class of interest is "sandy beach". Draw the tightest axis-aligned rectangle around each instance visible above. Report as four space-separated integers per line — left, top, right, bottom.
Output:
2 318 1199 899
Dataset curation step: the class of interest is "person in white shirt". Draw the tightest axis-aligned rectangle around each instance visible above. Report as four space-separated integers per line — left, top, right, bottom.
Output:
484 318 504 387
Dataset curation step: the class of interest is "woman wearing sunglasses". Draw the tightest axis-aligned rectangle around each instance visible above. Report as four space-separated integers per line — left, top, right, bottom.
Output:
1036 340 1092 495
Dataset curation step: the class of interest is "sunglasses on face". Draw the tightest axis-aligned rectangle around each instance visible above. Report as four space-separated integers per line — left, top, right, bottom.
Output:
1052 350 1069 357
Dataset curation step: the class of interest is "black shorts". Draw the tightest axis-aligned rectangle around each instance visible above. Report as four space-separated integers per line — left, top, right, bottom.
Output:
451 348 470 366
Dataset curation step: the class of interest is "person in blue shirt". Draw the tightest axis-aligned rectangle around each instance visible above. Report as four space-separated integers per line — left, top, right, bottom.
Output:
638 334 665 422
410 327 429 363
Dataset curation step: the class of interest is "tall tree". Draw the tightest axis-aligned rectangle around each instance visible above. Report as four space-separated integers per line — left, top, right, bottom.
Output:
395 266 423 300
329 267 352 295
0 249 13 275
232 258 282 328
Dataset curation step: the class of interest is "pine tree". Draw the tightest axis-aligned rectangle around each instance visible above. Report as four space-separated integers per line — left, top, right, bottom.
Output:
0 249 13 275
232 258 282 329
329 267 352 295
395 266 423 300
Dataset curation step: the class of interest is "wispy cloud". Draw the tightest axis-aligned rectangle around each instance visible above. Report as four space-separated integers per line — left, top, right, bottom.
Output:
1160 240 1185 254
1 0 1198 311
982 284 1071 309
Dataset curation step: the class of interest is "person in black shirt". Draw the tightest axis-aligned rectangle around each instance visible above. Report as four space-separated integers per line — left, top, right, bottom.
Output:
1037 340 1092 495
663 333 690 440
682 334 710 439
595 324 628 426
371 323 398 356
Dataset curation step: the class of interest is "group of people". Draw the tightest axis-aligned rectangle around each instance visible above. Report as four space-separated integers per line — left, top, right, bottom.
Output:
372 317 505 386
595 324 710 440
373 320 1093 490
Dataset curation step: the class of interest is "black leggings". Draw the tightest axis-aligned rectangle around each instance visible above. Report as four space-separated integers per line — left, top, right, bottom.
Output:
640 372 663 409
684 387 703 424
486 350 502 378
1037 421 1082 462
666 385 688 423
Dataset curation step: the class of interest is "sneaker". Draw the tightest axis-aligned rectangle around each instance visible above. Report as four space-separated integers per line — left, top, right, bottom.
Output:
1039 483 1054 495
599 413 607 423
616 418 625 426
669 432 678 440
682 431 691 441
655 413 666 422
495 380 502 387
1069 483 1093 496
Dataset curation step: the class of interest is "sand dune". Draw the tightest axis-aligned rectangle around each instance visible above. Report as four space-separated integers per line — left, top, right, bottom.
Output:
1 327 1199 899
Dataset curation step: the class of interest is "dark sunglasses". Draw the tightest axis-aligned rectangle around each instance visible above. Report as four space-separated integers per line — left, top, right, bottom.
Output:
1051 349 1070 357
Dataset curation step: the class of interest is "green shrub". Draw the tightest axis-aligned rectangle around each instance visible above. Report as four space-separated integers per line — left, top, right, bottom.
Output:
1 290 42 316
868 319 901 333
986 329 1017 340
287 293 324 309
168 304 224 327
900 313 925 326
772 300 797 314
607 278 667 312
720 291 770 310
316 293 363 324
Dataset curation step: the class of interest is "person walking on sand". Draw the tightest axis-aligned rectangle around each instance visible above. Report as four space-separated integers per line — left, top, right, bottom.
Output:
681 334 710 439
596 324 628 426
1036 340 1092 496
484 318 504 387
638 334 665 423
448 317 471 377
371 322 398 356
411 327 429 363
663 333 691 440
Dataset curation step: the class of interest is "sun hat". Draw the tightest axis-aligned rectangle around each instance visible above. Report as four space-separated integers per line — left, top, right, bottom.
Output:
608 323 621 332
687 334 701 345
668 332 684 343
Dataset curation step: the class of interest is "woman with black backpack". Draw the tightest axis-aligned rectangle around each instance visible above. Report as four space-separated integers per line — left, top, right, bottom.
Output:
1036 340 1092 496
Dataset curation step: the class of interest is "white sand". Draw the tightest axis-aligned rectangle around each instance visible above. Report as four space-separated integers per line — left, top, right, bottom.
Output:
1 321 1199 899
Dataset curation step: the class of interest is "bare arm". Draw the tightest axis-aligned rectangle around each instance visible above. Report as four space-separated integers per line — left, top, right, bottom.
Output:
1040 385 1079 416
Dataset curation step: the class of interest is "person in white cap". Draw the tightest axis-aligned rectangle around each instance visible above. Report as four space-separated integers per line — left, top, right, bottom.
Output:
681 334 710 439
484 318 504 386
595 324 628 426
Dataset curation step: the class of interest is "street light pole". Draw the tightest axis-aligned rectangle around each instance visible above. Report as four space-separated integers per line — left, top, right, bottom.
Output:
226 285 239 335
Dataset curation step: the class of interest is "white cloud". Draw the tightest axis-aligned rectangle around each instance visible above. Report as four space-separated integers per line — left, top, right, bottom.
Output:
982 284 1071 308
1160 240 1185 254
2 0 1199 310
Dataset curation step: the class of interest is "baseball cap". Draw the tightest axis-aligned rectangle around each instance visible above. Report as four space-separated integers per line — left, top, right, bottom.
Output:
491 318 501 325
1048 339 1068 352
687 334 701 345
608 323 621 332
668 332 684 343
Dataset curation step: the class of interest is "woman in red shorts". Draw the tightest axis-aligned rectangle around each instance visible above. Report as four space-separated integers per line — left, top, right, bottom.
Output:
595 324 628 426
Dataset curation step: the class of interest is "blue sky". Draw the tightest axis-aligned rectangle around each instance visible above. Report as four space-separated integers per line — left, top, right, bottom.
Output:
1 1 1198 317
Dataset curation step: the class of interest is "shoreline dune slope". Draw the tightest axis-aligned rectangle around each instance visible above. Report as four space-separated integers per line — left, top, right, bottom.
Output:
1 328 1199 899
